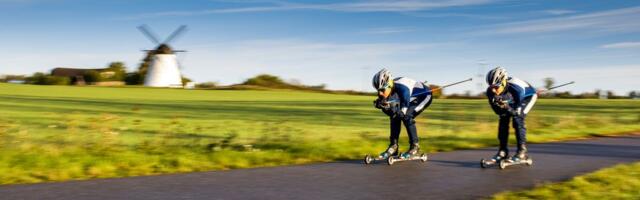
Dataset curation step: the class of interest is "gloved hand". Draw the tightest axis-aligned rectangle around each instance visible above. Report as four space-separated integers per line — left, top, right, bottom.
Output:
394 109 405 119
374 98 389 109
373 99 382 109
492 97 509 109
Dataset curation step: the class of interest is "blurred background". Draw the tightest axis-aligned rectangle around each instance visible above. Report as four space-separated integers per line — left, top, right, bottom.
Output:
0 0 638 95
0 0 639 185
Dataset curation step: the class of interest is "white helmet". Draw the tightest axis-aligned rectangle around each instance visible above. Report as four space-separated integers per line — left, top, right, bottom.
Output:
486 67 508 87
372 68 392 90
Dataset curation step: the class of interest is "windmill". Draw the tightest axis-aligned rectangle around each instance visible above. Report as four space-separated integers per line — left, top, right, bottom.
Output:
137 24 187 88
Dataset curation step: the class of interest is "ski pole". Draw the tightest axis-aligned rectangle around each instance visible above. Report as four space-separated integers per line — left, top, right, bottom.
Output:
429 78 473 92
537 81 575 94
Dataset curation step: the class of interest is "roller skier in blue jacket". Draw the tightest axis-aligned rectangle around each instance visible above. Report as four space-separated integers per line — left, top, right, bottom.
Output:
372 69 433 159
485 67 538 163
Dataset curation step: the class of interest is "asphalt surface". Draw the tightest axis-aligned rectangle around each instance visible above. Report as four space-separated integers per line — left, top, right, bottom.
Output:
1 134 639 200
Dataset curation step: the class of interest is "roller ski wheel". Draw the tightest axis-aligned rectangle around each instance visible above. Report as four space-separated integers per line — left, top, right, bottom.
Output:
385 153 428 165
364 154 374 165
499 159 507 170
480 159 489 168
499 156 533 170
387 156 395 165
525 156 533 166
480 158 501 168
363 150 397 165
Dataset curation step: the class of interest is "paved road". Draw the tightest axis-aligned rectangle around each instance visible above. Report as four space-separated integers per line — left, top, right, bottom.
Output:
1 134 639 200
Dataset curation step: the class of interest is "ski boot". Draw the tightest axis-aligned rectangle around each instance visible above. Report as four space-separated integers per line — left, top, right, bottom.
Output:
480 149 508 168
364 143 398 164
387 143 428 165
499 144 533 169
400 143 420 159
381 143 399 159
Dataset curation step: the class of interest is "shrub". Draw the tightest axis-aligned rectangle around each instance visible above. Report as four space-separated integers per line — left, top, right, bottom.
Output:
25 72 70 85
195 82 218 89
243 74 287 88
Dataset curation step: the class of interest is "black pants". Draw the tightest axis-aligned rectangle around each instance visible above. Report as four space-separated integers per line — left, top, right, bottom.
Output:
390 116 419 145
497 115 526 153
497 95 535 153
389 96 432 145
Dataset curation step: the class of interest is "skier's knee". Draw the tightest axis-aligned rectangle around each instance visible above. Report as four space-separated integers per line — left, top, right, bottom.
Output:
403 117 416 126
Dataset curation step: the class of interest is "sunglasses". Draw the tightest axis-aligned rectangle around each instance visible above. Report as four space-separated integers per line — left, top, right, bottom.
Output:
490 83 500 89
378 83 391 92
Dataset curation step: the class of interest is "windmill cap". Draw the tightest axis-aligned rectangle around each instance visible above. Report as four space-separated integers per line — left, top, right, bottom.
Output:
155 44 173 54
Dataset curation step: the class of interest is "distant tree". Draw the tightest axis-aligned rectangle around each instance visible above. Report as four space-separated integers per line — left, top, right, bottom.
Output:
45 76 71 85
630 91 638 99
243 74 287 87
105 62 127 81
556 91 573 98
543 77 555 89
124 73 142 85
26 72 70 85
607 90 616 98
83 70 103 83
25 72 46 84
0 75 26 82
541 77 556 97
135 52 154 84
195 81 219 89
577 92 598 99
307 84 326 90
181 76 192 86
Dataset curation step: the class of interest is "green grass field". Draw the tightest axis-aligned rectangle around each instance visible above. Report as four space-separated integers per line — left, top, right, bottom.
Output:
493 162 640 200
1 83 639 185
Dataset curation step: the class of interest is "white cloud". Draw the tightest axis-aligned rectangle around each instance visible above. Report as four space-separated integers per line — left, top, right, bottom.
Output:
541 9 577 15
180 39 457 90
127 0 497 19
601 42 640 49
523 65 640 94
0 0 54 4
487 6 640 34
364 27 415 34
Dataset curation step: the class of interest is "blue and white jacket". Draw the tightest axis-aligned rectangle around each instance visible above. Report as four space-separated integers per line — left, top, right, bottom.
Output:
392 77 432 115
486 77 538 116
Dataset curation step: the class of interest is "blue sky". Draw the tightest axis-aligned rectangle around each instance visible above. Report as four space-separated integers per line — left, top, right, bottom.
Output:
1 0 639 94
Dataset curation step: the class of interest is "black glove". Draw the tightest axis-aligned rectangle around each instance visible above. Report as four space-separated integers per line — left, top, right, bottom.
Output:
491 97 508 109
374 98 391 109
394 109 404 119
374 99 382 109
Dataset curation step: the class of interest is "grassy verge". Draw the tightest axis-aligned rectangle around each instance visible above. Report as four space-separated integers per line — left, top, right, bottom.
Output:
492 162 640 200
1 83 639 184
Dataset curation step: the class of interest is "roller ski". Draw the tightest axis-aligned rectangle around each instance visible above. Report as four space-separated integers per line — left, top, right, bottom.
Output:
498 148 532 169
386 144 428 165
480 150 508 168
364 144 399 164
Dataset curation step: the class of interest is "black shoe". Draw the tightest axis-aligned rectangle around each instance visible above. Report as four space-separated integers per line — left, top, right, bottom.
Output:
512 144 528 161
492 149 508 162
401 143 420 158
380 143 399 158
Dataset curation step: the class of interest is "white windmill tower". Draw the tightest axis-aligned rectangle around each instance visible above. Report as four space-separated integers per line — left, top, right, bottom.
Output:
137 25 188 88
